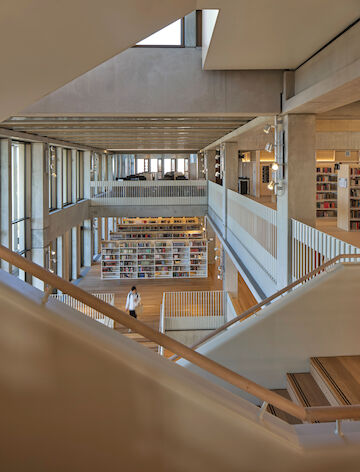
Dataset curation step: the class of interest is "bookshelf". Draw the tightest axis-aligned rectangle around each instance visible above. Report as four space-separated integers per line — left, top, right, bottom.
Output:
316 163 338 219
337 164 360 231
111 217 205 240
101 239 208 279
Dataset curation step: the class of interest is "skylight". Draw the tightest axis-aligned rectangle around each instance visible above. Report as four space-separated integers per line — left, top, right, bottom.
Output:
137 19 182 46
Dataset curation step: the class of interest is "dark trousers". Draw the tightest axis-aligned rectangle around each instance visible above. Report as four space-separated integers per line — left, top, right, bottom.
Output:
129 310 137 319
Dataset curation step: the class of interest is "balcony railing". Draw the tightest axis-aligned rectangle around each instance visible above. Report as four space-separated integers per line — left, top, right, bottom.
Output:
90 180 207 206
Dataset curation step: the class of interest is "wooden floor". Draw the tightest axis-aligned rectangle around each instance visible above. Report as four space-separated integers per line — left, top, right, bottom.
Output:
77 262 257 352
316 219 360 248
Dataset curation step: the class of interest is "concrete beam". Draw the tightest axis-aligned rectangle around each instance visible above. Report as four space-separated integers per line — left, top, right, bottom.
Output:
22 49 283 116
90 205 207 218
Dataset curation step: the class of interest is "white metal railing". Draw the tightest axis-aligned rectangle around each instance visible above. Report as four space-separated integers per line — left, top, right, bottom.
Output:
159 290 226 345
90 180 207 206
291 219 360 281
51 292 115 328
208 181 223 223
227 190 277 282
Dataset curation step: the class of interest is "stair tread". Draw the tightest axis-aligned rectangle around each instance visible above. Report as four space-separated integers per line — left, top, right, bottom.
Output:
287 372 330 407
311 356 360 405
267 389 302 425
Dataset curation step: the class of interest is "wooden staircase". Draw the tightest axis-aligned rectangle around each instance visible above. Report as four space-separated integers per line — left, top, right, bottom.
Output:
268 355 360 424
115 316 160 353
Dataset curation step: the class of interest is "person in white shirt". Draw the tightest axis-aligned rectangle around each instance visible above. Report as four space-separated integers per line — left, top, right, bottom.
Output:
125 286 141 319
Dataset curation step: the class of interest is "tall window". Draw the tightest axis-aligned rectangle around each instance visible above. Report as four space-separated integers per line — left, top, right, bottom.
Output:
11 142 28 279
150 158 158 173
177 158 185 173
137 158 145 174
163 158 172 174
76 151 84 201
62 149 72 205
49 146 57 210
137 19 183 46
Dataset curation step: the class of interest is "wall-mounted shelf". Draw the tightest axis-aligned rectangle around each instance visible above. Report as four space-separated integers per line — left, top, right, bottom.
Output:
337 164 360 231
316 163 338 219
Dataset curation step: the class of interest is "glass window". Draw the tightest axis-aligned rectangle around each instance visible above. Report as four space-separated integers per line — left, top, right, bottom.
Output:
163 158 172 174
49 146 57 210
137 19 183 46
177 158 185 173
62 149 72 206
150 158 158 173
76 151 84 201
137 158 145 174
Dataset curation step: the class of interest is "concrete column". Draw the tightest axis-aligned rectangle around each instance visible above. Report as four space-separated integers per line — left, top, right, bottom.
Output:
83 219 93 266
63 230 71 281
197 152 204 179
276 114 316 288
205 150 216 183
71 225 80 280
83 151 91 199
71 149 77 203
31 142 49 290
223 251 238 321
56 147 63 209
249 150 261 197
189 154 198 180
107 155 112 180
57 235 64 278
221 142 238 238
0 139 12 272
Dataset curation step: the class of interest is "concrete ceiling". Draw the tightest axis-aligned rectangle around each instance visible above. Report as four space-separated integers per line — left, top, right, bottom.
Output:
1 116 251 151
0 0 195 122
199 0 360 69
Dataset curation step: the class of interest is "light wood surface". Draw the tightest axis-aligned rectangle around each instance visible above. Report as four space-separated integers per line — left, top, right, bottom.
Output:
287 373 330 409
311 356 360 406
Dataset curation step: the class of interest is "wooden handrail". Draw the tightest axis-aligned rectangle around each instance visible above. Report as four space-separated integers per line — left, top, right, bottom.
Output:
170 254 360 362
1 244 360 423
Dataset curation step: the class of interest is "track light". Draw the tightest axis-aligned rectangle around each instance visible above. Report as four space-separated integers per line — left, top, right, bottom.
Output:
271 162 279 171
267 181 274 191
265 143 273 153
215 163 220 169
263 124 274 134
215 171 221 178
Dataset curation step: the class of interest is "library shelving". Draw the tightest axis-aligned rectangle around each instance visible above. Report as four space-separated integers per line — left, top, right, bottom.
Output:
337 164 360 231
101 239 208 279
316 163 338 219
110 216 205 241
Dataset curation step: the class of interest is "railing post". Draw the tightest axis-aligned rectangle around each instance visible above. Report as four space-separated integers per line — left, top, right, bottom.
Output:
335 419 344 437
259 401 269 420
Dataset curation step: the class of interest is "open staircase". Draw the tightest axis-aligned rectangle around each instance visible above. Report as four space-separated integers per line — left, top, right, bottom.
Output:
268 355 360 424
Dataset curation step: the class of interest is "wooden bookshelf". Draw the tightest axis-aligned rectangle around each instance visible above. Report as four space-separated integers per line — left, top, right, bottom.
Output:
101 239 207 280
316 163 337 219
337 164 360 231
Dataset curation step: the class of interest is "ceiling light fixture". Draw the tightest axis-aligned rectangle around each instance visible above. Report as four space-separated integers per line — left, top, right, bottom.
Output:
265 143 273 153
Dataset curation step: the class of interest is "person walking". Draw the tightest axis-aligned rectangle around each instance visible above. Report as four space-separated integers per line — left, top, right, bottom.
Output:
125 286 141 319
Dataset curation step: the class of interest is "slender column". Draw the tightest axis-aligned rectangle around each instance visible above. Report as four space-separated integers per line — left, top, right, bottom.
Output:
31 142 49 290
222 251 238 321
221 142 238 238
249 150 261 197
197 152 205 179
83 151 91 199
205 150 216 183
71 225 80 280
83 219 93 266
0 139 12 272
56 147 63 209
71 149 77 203
57 235 64 278
276 114 316 288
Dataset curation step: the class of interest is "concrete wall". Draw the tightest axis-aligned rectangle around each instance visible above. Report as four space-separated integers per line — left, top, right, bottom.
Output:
47 200 90 246
179 263 360 404
23 48 283 115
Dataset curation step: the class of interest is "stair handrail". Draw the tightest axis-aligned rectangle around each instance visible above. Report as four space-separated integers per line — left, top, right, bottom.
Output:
1 244 360 424
170 254 360 361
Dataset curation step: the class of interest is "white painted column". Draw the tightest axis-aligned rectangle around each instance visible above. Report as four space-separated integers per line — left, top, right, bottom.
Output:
223 251 238 321
0 139 12 272
56 147 63 209
276 114 316 288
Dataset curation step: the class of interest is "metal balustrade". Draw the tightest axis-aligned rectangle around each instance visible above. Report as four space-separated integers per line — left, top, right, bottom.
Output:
90 180 207 206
